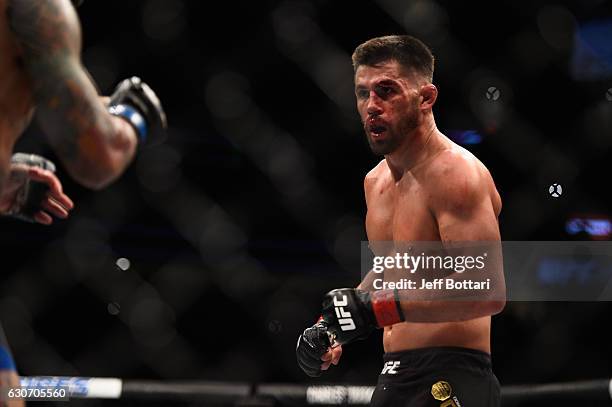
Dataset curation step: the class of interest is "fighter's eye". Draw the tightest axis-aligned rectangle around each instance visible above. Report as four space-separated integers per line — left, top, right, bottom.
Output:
376 85 393 96
356 89 369 99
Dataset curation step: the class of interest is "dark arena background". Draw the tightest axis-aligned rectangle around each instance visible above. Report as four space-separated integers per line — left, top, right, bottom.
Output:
2 0 612 406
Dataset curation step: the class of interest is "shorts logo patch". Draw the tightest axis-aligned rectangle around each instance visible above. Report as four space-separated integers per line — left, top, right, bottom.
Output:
431 380 452 401
380 361 400 375
440 399 459 407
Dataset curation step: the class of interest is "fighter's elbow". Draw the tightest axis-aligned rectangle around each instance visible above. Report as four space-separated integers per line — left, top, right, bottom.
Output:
77 174 115 190
65 150 123 190
485 299 506 316
69 165 118 190
64 127 136 190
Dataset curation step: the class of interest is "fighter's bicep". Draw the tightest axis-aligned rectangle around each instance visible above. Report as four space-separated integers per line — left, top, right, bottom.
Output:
8 0 108 160
436 199 500 242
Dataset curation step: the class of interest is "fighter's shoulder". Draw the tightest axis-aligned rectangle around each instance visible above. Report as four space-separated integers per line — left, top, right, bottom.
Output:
425 145 490 205
8 0 81 54
364 159 388 189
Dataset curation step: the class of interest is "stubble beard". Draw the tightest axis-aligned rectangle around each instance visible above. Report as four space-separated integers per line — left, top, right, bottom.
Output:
366 104 419 156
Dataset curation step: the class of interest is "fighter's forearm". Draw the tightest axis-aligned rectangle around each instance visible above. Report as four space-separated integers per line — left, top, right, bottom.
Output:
365 242 505 322
32 65 137 189
357 268 377 290
8 0 138 189
398 298 505 323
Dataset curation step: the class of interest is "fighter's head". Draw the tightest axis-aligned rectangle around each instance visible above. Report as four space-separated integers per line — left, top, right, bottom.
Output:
352 35 435 83
352 35 437 156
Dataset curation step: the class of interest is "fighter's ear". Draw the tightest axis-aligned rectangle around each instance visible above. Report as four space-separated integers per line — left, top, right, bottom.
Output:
419 84 438 111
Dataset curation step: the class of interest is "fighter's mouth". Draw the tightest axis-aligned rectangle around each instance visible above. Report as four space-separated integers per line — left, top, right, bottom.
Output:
370 125 387 136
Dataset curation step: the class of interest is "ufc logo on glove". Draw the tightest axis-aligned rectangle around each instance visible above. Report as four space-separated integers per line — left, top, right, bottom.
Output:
333 295 356 331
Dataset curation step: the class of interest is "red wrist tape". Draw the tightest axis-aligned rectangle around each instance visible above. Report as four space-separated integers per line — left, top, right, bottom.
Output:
370 289 405 327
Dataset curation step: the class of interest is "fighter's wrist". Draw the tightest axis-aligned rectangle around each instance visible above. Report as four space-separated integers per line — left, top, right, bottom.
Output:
109 103 148 144
368 289 405 327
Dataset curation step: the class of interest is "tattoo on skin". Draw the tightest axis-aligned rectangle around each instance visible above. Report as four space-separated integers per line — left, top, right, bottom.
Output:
6 0 108 163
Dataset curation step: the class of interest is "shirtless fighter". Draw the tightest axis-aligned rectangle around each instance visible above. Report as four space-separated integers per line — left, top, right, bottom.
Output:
0 0 165 404
296 36 504 406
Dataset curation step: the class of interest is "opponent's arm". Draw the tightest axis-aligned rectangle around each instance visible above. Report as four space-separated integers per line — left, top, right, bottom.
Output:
7 0 138 189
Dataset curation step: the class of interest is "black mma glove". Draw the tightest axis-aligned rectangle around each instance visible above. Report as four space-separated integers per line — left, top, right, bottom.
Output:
296 320 331 377
6 153 56 223
108 77 167 147
321 288 405 345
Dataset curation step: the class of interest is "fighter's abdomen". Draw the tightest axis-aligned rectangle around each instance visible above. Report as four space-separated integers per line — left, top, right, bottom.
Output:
383 317 492 354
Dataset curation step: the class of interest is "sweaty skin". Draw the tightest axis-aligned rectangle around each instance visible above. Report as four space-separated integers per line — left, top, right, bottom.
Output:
321 60 503 370
0 0 138 193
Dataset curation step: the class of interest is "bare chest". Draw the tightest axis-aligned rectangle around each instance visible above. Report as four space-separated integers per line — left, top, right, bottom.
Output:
365 177 439 243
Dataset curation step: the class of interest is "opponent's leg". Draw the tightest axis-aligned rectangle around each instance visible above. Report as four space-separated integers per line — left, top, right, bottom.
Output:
0 325 23 407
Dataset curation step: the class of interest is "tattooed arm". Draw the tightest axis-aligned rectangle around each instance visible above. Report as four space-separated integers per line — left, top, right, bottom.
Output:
7 0 138 189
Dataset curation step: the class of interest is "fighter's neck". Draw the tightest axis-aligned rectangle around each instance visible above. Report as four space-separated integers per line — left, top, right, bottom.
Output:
384 119 443 181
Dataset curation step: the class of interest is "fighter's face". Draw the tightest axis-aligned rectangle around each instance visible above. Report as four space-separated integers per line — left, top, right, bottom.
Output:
354 61 421 156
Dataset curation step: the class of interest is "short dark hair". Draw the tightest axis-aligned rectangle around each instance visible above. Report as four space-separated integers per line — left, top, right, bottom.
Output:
352 35 435 82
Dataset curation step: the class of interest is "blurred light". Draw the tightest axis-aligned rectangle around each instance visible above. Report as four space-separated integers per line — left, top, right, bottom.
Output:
205 72 252 120
447 130 483 145
548 183 562 198
332 215 364 272
136 144 183 193
64 218 113 274
403 0 446 37
129 298 176 349
142 0 186 44
116 257 131 271
107 302 121 315
377 0 449 46
537 257 598 285
271 2 316 46
565 216 612 239
512 30 553 73
571 19 612 81
271 2 355 113
267 320 282 334
537 5 576 52
82 45 120 92
485 87 501 101
466 69 512 131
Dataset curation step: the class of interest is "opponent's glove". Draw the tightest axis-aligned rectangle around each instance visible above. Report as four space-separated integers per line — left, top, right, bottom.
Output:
108 77 167 147
296 320 331 377
6 153 56 222
322 288 404 345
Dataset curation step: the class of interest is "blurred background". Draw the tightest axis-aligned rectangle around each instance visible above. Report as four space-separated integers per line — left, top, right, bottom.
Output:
2 0 612 405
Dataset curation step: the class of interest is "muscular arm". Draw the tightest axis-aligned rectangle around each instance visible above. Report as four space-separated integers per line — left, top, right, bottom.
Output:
397 154 505 322
7 0 137 189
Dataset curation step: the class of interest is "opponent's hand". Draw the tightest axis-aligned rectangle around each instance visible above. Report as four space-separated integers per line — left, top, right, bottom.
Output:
108 77 167 147
0 153 74 224
321 288 405 345
296 320 340 377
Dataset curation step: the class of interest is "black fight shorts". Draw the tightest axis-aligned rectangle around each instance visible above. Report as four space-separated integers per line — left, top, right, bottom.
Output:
370 347 500 407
